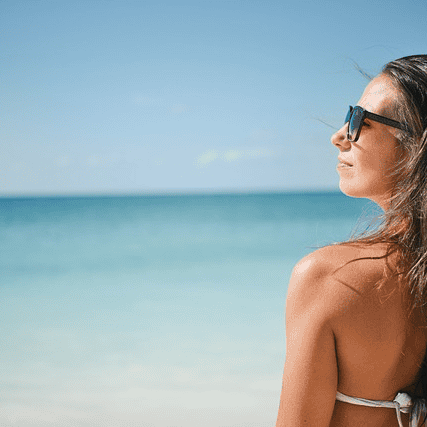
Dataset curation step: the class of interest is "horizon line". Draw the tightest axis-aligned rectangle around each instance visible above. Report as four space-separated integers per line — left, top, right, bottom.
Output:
0 187 341 199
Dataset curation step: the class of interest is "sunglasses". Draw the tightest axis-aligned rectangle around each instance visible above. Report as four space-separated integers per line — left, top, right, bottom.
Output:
345 105 408 142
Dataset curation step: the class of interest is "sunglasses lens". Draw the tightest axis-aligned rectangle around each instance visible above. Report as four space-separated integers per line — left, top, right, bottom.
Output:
344 107 352 124
348 107 363 141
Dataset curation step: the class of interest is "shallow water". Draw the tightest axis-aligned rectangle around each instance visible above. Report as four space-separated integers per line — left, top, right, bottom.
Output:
0 192 374 427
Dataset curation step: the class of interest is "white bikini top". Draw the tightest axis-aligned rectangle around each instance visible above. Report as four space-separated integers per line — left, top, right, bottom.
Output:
336 391 427 427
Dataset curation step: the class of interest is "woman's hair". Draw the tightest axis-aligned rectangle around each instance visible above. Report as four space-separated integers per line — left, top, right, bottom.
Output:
336 54 427 397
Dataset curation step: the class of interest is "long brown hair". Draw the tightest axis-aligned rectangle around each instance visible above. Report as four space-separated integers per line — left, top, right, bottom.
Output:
335 55 427 397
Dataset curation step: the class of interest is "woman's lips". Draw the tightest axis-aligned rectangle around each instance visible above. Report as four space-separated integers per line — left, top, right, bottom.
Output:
338 157 353 166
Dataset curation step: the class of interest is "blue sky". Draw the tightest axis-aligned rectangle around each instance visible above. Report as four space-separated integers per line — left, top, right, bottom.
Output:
2 0 427 196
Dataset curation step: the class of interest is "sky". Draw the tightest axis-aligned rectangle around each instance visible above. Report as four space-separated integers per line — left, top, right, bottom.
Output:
2 0 427 196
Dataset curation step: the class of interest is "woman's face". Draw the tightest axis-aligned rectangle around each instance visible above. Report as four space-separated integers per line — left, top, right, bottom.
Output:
331 74 406 210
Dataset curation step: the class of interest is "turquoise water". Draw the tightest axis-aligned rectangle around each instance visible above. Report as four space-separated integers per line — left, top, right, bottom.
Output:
0 192 375 427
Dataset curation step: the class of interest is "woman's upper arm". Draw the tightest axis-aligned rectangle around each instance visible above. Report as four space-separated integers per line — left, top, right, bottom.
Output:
275 253 341 427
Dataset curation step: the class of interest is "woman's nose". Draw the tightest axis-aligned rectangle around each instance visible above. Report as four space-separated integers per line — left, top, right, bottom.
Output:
331 124 351 150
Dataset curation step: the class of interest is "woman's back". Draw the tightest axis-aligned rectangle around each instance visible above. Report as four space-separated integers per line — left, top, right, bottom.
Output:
276 242 427 426
319 243 426 426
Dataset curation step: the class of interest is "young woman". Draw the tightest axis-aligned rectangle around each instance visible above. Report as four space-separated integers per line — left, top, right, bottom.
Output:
275 55 427 427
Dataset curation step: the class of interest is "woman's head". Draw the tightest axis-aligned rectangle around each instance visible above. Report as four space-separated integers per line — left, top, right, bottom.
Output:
332 55 427 313
332 55 427 211
331 73 408 209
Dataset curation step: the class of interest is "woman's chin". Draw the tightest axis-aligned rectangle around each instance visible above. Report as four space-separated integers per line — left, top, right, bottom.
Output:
338 181 366 199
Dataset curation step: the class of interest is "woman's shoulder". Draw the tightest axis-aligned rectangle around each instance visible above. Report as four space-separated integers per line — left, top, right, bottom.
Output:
293 242 393 290
296 241 391 268
287 243 397 320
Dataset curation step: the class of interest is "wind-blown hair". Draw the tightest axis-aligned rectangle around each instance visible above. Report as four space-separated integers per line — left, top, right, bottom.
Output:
336 54 427 398
382 56 427 308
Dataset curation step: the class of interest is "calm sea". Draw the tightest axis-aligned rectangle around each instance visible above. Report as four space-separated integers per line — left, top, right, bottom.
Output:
0 192 375 427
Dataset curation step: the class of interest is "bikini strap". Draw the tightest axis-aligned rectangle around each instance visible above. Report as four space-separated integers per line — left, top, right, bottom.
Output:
336 391 426 427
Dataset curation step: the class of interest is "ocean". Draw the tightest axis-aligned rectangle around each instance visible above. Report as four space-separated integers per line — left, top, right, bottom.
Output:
0 191 375 427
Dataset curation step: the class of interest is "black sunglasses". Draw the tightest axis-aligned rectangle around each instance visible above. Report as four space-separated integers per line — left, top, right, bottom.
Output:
345 105 408 142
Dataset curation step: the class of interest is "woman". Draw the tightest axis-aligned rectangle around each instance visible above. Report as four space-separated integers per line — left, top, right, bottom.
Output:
275 55 427 427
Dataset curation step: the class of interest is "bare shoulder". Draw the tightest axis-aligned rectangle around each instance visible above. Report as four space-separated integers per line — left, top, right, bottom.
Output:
286 243 394 322
292 242 392 292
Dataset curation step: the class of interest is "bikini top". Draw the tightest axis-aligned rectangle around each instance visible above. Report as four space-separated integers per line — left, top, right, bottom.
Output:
336 391 427 427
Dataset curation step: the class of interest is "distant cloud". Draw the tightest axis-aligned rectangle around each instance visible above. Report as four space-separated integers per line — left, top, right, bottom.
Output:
223 150 242 162
196 150 219 167
196 148 274 168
